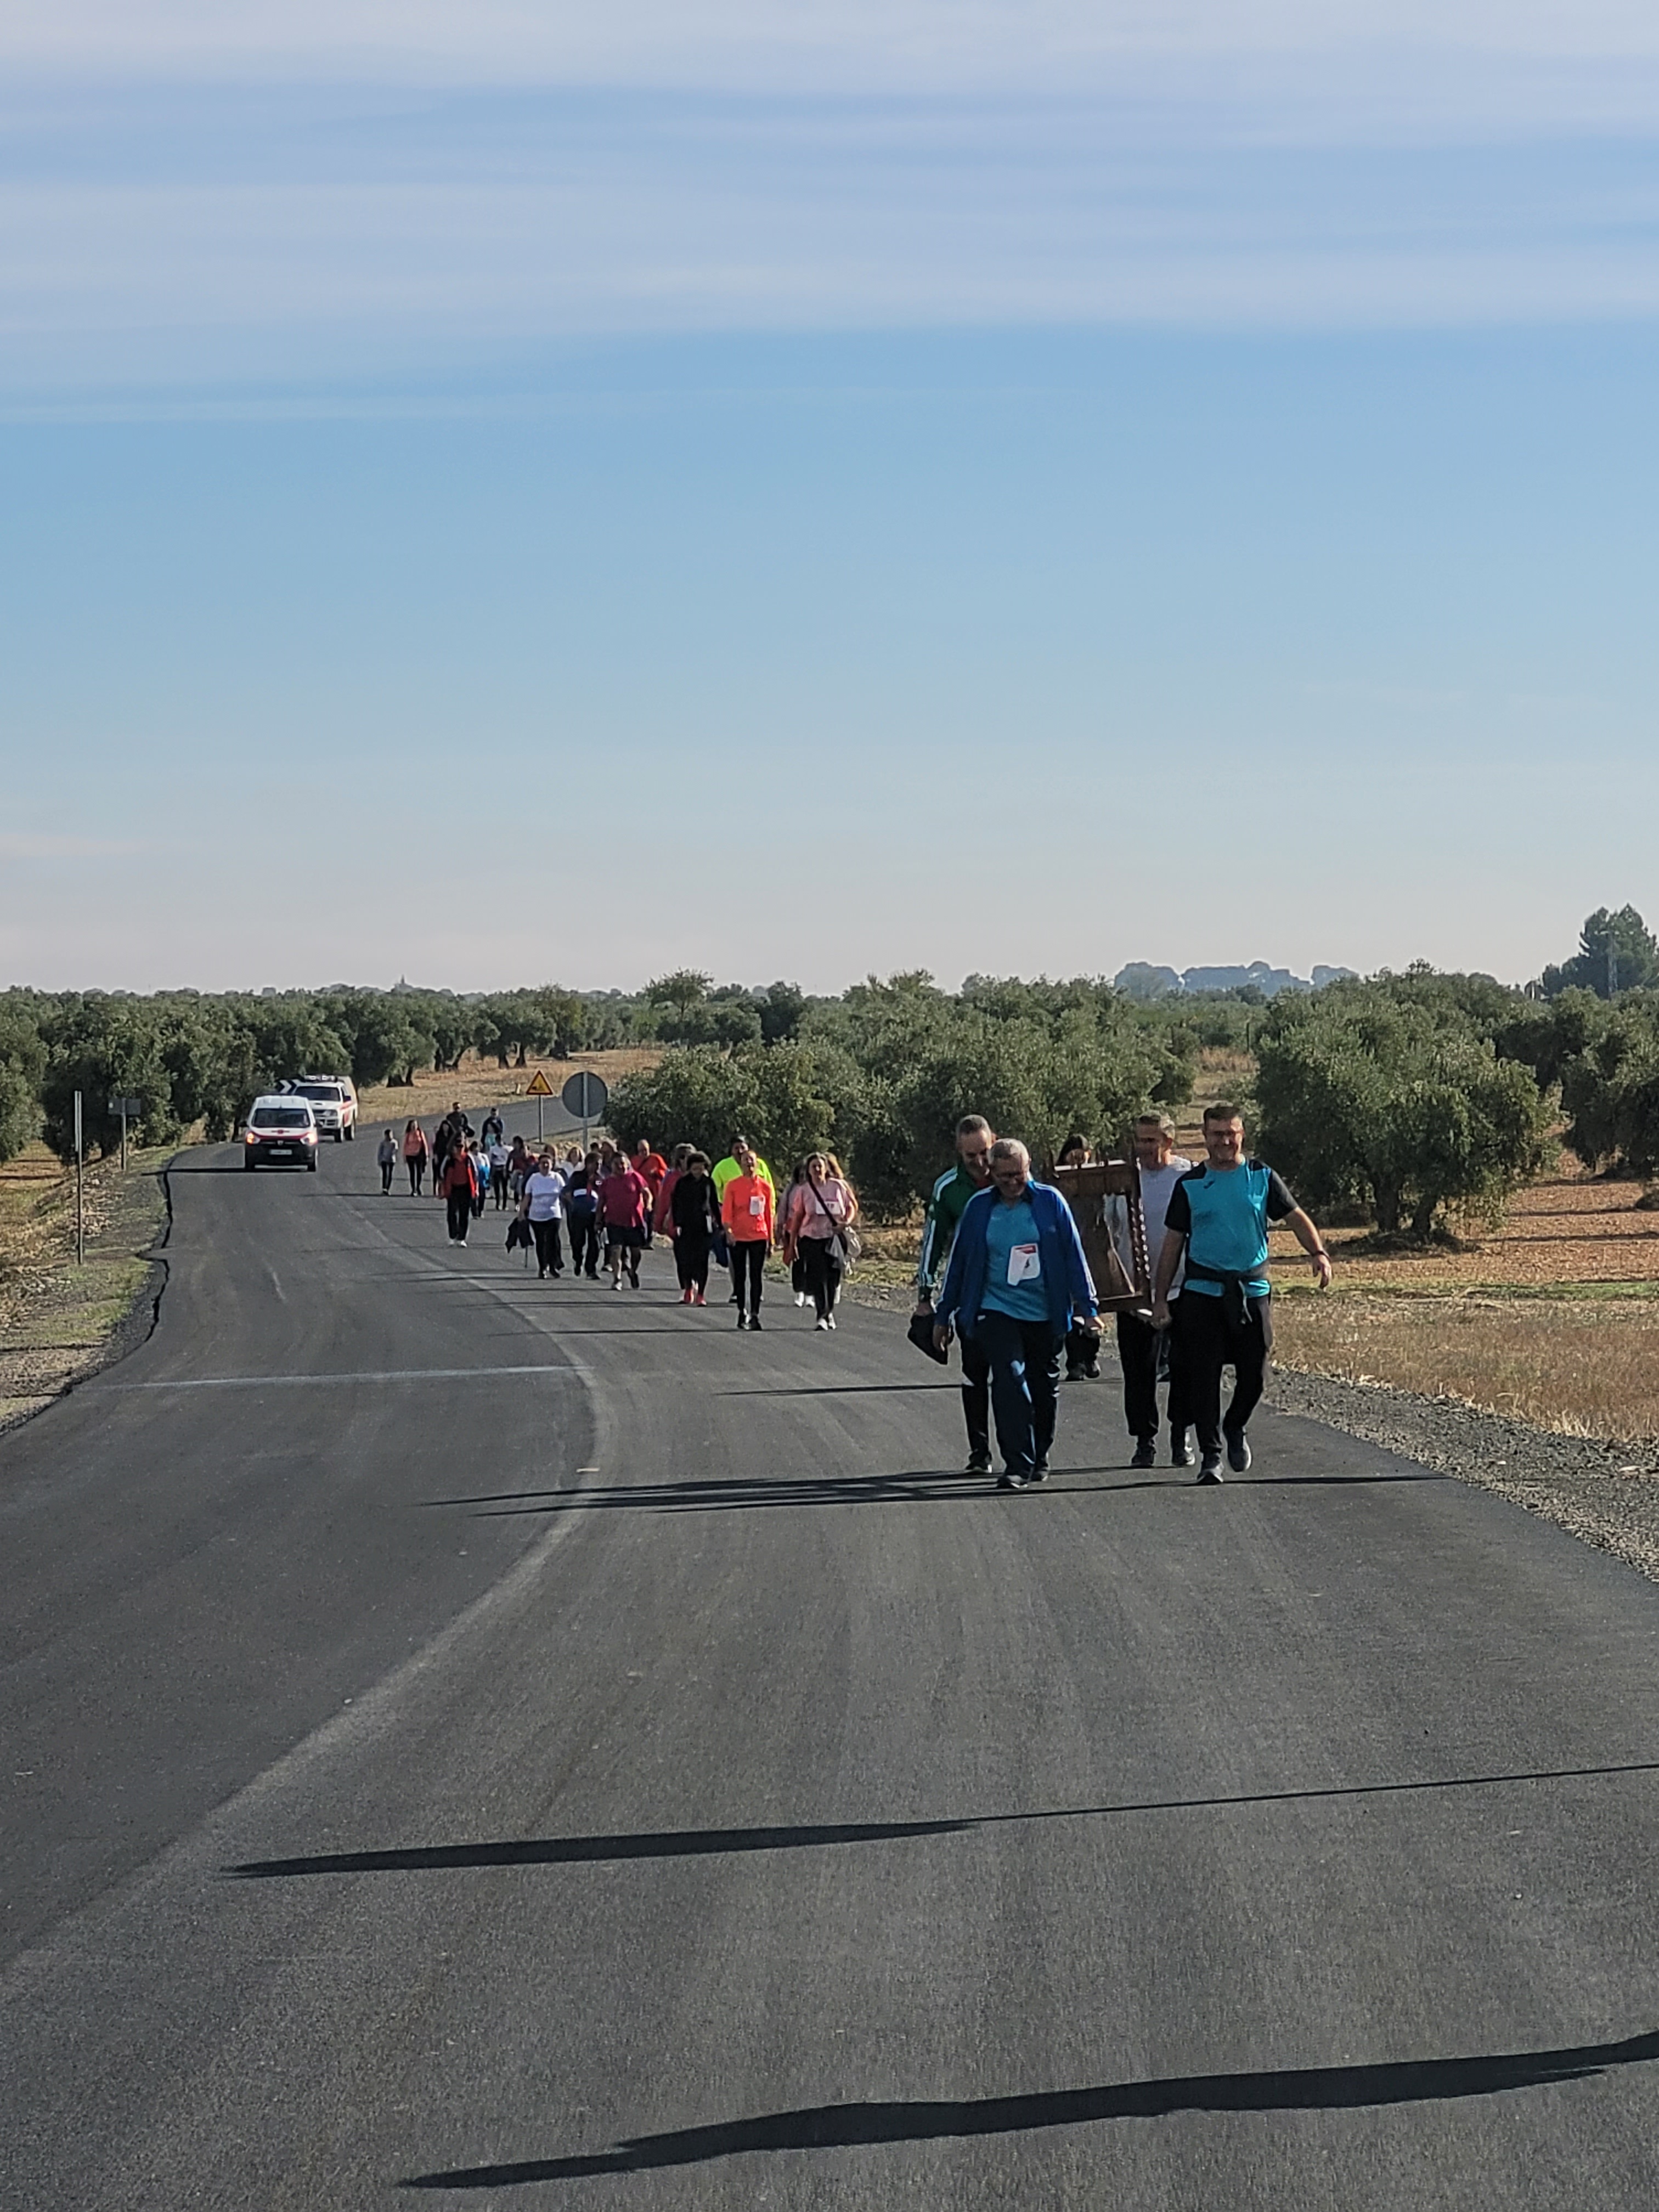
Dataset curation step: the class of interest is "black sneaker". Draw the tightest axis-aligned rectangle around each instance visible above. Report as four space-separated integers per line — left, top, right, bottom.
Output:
1197 1455 1224 1485
997 1469 1027 1491
736 1313 748 1330
1130 1440 1157 1470
1225 1431 1252 1474
749 1314 763 1330
1083 1361 1102 1380
964 1450 994 1476
1170 1433 1194 1469
1028 1462 1049 1485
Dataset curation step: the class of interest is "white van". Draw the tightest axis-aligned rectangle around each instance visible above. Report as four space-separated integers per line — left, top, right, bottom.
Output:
243 1096 320 1170
282 1077 357 1141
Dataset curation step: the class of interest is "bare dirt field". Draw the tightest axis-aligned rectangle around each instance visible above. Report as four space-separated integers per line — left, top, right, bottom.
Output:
355 1047 659 1128
1269 1170 1659 1444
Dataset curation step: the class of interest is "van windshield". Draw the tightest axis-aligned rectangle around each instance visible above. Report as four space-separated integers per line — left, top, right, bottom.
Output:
291 1084 343 1102
253 1108 312 1130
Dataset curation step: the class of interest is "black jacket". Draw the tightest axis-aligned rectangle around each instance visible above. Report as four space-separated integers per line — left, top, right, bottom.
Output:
670 1173 721 1238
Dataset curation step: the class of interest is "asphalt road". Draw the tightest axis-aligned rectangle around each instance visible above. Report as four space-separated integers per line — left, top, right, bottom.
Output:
5 1132 1659 2208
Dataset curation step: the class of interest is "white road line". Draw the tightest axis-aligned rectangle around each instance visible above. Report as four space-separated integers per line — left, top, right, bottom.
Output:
110 1365 583 1391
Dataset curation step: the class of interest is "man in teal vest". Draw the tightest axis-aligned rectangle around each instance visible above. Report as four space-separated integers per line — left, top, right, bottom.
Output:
1152 1102 1331 1485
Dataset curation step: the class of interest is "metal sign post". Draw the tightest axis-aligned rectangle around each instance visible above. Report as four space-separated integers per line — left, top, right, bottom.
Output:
526 1067 554 1141
109 1094 140 1171
561 1070 608 1156
74 1090 84 1265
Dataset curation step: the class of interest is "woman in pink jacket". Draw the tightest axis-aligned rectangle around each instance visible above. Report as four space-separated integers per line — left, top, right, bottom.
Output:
783 1153 858 1331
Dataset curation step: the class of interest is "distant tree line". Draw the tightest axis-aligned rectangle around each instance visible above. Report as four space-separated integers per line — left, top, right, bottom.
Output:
0 983 620 1165
8 908 1659 1229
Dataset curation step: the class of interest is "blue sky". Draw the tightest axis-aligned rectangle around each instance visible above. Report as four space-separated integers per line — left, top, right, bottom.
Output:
2 3 1657 992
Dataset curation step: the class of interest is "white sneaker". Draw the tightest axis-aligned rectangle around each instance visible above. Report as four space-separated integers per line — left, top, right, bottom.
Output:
816 1317 830 1331
827 1314 836 1329
795 1291 807 1307
611 1276 622 1290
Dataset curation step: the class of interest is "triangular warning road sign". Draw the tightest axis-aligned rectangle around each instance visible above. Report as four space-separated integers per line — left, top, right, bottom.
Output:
525 1069 554 1096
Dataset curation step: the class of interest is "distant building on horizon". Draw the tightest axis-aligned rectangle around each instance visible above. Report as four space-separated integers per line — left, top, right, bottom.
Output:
1113 959 1356 1001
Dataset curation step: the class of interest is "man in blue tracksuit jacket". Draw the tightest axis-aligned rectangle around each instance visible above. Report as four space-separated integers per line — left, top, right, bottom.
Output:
935 1138 1100 1489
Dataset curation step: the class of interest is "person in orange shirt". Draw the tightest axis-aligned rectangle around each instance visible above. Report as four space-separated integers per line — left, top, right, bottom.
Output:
720 1143 775 1330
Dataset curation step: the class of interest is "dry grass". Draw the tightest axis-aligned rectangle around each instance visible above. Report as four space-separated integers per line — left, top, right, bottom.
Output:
354 1047 661 1129
1274 1289 1659 1443
0 1142 166 1431
1260 1164 1659 1442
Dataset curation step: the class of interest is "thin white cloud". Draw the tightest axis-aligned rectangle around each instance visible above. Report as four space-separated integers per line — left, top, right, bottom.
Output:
0 833 145 858
3 8 1659 394
3 99 1659 397
10 2 1659 93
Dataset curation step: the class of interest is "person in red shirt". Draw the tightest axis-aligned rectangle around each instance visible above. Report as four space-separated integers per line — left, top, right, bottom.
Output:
440 1143 478 1247
652 1143 692 1236
720 1143 775 1330
631 1138 669 1245
600 1155 653 1289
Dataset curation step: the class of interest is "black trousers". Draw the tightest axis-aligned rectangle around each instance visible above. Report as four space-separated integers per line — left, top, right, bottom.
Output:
531 1218 565 1277
1176 1291 1273 1457
380 1159 395 1192
445 1189 472 1241
730 1239 766 1315
800 1237 843 1319
1116 1309 1189 1441
959 1329 991 1461
1064 1323 1099 1378
406 1158 424 1193
568 1216 600 1274
974 1312 1063 1481
675 1231 712 1294
494 1176 510 1209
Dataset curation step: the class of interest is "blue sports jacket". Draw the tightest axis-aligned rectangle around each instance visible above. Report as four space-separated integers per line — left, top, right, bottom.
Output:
936 1178 1098 1341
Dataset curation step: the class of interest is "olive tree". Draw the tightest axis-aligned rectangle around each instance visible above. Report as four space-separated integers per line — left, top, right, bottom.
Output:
1255 986 1550 1237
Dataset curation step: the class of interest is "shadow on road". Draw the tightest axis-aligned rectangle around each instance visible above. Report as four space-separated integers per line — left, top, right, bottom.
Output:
713 1381 962 1397
420 1465 1434 1517
227 1757 1659 1882
401 2028 1659 2184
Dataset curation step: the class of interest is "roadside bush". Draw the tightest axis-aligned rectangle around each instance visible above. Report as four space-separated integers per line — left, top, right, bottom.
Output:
608 1040 868 1177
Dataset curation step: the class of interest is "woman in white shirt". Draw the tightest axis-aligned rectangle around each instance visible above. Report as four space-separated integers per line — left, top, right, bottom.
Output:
520 1152 568 1279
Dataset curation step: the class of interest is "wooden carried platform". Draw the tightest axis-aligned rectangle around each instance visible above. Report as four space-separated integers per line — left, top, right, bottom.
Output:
1051 1157 1153 1316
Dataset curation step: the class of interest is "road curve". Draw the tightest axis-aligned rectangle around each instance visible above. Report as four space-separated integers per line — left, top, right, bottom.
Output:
4 1127 1659 2209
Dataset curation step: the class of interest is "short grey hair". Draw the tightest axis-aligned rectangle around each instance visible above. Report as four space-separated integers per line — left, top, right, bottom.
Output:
1136 1112 1176 1137
989 1137 1030 1169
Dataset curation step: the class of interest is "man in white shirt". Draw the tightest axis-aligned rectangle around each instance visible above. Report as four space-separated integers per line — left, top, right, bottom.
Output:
521 1151 568 1279
1108 1114 1193 1470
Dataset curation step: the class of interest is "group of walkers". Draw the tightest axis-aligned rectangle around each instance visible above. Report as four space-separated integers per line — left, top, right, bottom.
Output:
370 1088 1331 1482
915 1104 1331 1491
376 1104 864 1329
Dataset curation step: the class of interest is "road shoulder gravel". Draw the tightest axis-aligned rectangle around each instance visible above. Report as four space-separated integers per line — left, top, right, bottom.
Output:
1271 1365 1659 1585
